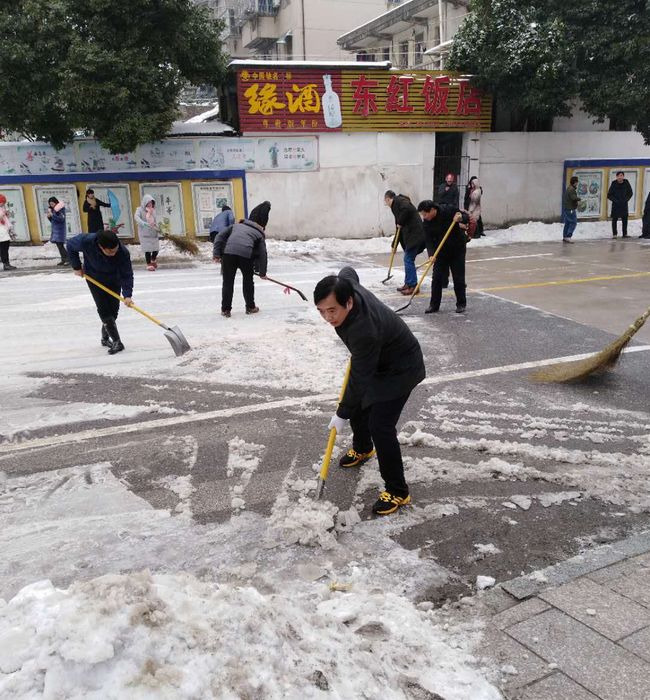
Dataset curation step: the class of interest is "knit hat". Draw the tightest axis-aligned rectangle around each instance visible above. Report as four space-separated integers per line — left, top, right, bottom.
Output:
248 201 271 229
97 229 120 249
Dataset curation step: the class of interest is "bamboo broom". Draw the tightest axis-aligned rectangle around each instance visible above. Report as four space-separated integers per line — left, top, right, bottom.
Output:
159 221 199 256
531 306 650 383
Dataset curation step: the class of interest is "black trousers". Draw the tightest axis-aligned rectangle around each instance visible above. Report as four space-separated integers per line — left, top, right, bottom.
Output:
87 280 120 322
350 393 411 497
612 215 628 236
0 241 9 265
55 242 67 261
221 254 255 311
145 251 158 264
431 246 467 309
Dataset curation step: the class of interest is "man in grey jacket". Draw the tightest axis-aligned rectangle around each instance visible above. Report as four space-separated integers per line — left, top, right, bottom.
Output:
314 267 425 515
213 203 269 317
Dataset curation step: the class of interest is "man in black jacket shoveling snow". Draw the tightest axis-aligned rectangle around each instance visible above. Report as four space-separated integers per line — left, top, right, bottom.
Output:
314 267 425 515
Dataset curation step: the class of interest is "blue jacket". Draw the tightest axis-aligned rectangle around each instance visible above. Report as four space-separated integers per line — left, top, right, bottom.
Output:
49 207 67 243
209 209 235 234
67 232 134 298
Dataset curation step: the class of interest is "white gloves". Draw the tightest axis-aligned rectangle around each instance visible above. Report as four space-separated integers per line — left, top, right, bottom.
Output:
328 415 348 433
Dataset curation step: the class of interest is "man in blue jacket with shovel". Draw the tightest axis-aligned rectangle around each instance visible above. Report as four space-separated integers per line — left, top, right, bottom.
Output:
67 229 134 355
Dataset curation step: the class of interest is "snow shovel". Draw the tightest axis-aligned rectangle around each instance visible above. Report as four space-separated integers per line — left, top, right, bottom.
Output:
395 218 458 313
254 272 308 301
315 360 351 500
381 226 401 284
83 274 191 357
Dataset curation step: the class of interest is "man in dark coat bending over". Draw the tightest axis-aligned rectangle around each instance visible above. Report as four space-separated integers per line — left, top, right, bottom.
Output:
384 191 425 296
314 267 425 515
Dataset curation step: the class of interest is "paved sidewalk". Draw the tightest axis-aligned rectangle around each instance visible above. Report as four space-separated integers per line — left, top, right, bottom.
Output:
477 529 650 699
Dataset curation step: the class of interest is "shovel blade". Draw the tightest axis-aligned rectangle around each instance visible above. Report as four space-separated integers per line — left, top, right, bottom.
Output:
163 325 191 357
315 477 325 500
381 274 393 285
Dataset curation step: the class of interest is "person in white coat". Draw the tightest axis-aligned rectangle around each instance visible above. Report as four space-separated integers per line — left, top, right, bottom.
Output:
0 194 16 270
467 178 484 238
134 194 161 271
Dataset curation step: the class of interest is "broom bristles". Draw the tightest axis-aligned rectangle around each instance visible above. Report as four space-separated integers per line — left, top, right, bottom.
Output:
531 306 650 383
163 233 199 256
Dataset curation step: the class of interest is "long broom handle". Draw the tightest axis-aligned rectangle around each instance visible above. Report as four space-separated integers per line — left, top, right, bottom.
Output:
384 226 401 276
253 272 308 301
412 219 458 295
318 360 352 485
83 274 166 329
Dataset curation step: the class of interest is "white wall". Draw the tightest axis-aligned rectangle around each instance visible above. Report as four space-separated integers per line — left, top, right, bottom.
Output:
246 131 436 239
478 132 650 226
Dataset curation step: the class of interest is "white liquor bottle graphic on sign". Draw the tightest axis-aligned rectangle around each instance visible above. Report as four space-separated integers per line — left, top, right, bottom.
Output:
322 74 342 128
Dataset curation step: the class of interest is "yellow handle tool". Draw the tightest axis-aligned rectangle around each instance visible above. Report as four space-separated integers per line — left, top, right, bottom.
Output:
381 226 401 284
315 360 352 499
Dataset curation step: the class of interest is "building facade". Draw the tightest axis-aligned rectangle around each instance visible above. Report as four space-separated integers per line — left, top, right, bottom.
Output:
195 0 393 61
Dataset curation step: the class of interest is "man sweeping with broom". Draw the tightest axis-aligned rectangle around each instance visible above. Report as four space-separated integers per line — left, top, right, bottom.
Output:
314 267 425 515
67 229 134 355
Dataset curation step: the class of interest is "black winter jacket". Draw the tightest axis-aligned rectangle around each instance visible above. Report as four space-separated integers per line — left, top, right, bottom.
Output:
66 232 134 297
390 195 424 251
334 267 425 418
422 204 467 258
438 182 460 208
83 198 110 233
607 179 633 217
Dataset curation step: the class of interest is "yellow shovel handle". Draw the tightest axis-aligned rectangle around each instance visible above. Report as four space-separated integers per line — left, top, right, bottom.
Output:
318 360 352 483
83 274 165 328
412 219 458 296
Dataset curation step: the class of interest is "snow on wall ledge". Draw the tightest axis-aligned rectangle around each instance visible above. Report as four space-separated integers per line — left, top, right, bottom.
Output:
249 132 436 241
479 131 650 227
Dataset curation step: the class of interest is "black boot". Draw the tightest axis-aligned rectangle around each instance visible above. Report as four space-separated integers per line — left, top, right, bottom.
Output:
104 318 125 355
101 324 112 347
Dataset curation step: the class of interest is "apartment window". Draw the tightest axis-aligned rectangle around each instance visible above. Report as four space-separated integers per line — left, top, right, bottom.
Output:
286 34 293 59
356 51 376 62
414 33 425 65
382 46 390 61
398 40 409 68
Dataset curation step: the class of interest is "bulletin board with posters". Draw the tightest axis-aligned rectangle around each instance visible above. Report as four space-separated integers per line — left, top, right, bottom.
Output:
573 170 605 219
191 182 234 237
33 185 82 240
0 186 30 242
84 183 134 238
607 168 640 217
138 183 185 237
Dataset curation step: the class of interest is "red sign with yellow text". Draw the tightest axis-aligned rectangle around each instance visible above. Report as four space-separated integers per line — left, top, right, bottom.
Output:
237 67 491 133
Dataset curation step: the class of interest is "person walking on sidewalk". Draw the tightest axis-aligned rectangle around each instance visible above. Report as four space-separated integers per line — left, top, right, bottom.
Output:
134 194 160 270
0 194 16 270
607 171 633 238
46 197 69 266
314 266 425 515
640 191 650 239
562 176 581 243
213 202 270 317
209 205 235 243
82 189 111 233
66 229 134 355
384 190 425 296
417 200 466 314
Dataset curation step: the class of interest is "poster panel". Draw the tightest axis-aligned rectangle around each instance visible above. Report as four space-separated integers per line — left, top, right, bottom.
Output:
191 182 234 236
198 139 256 170
254 138 318 171
138 183 185 236
573 170 604 219
84 184 134 238
139 141 197 171
607 168 639 216
15 144 77 175
77 142 138 173
33 185 82 240
0 186 29 241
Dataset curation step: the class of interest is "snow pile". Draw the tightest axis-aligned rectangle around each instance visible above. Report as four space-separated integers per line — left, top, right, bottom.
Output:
268 494 339 549
0 570 501 700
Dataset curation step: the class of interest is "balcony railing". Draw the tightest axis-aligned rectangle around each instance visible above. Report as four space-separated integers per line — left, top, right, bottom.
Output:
241 0 278 18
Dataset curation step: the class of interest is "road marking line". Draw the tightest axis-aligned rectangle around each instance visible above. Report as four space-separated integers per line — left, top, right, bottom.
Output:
477 271 650 292
468 253 554 263
2 345 649 457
